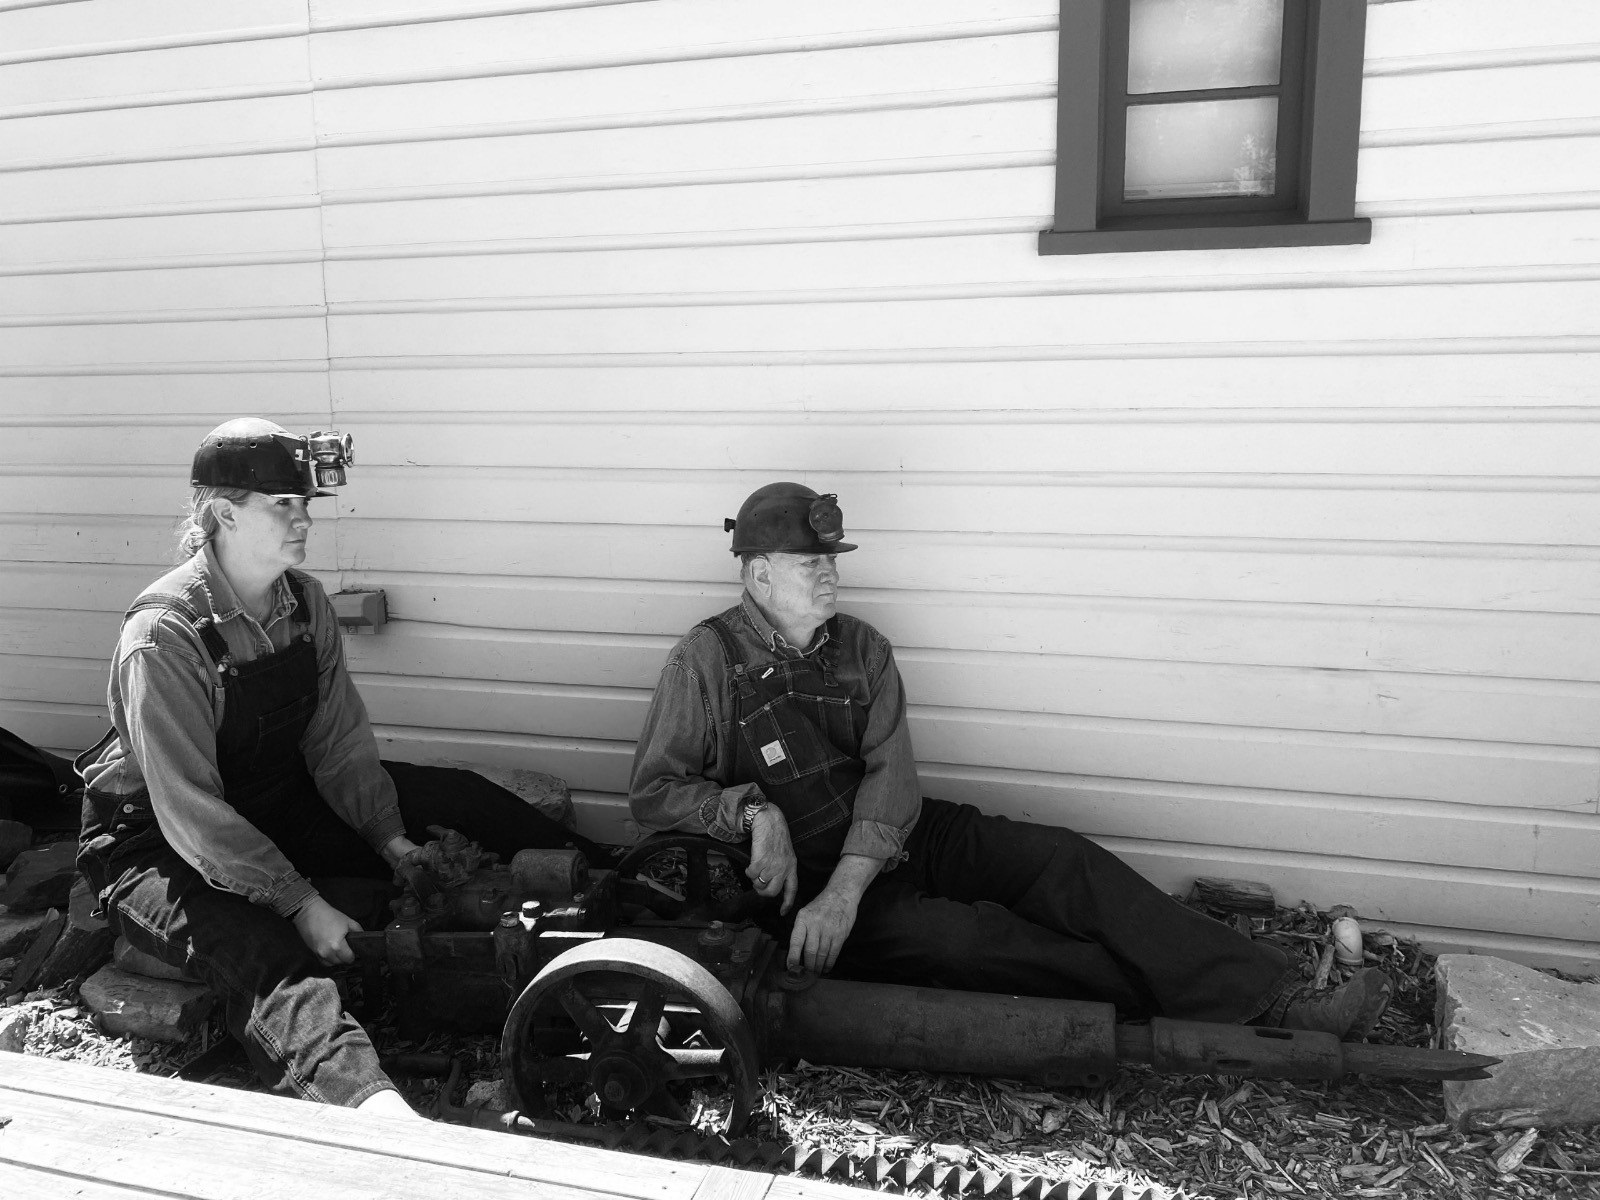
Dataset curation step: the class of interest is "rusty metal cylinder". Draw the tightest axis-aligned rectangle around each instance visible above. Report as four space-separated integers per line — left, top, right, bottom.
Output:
510 848 588 902
766 977 1118 1089
1126 1019 1346 1080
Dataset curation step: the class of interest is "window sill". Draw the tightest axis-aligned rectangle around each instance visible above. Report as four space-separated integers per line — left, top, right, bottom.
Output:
1038 217 1371 255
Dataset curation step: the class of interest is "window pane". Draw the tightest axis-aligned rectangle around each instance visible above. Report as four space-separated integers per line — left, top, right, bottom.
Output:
1128 0 1284 94
1124 97 1278 199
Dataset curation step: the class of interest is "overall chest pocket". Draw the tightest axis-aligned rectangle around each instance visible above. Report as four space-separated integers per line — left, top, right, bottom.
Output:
739 691 853 786
247 691 319 771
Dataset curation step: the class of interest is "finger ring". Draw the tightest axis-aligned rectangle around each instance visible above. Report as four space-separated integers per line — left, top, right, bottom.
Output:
756 876 769 885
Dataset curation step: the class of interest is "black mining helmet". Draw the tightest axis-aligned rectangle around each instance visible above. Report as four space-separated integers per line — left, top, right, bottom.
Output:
724 483 857 555
191 430 354 499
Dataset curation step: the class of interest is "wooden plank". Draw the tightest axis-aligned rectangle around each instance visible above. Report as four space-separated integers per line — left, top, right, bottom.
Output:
0 316 329 370
1358 136 1600 206
1362 60 1600 132
1365 0 1600 59
0 1054 725 1200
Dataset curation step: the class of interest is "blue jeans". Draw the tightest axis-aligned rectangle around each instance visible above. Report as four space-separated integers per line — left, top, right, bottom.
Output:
831 799 1295 1022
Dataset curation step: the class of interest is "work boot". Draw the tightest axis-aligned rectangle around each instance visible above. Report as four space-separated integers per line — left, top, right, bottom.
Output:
1281 968 1392 1041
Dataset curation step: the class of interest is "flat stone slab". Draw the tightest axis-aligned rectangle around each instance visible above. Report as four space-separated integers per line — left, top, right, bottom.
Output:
1436 953 1600 1130
80 965 213 1044
113 936 202 983
0 1004 36 1053
1 841 78 912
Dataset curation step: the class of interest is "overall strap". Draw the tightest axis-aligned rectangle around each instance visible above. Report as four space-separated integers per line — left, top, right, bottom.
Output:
124 592 232 669
284 571 311 625
700 612 756 700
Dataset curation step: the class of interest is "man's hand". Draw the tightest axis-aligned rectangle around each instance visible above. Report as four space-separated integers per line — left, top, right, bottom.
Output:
745 805 799 914
785 854 882 973
293 895 362 966
380 834 421 869
787 889 859 973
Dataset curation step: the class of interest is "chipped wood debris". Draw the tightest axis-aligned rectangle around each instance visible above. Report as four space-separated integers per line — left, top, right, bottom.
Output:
5 889 1600 1198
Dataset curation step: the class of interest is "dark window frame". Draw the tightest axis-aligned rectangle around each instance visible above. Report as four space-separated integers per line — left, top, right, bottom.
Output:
1040 0 1372 255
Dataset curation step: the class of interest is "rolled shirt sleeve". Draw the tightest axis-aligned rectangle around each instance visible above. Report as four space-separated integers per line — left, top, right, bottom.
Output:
840 636 921 863
118 611 317 918
296 580 406 852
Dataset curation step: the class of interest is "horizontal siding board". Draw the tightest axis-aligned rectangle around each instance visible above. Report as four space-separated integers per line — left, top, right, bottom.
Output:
307 0 1058 87
0 209 326 271
319 211 1600 303
0 515 340 570
323 519 1600 616
339 577 1600 683
344 418 1600 479
0 37 311 109
316 98 1057 194
0 0 307 57
302 471 1600 548
318 282 1600 356
4 153 321 225
0 373 332 417
0 316 330 368
0 94 316 167
0 263 328 321
327 354 1600 413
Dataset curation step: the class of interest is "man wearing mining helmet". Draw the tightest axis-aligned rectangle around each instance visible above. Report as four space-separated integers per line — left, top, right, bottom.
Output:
629 483 1392 1038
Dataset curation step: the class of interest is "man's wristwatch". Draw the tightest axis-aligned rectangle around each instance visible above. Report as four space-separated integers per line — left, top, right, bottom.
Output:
740 797 768 835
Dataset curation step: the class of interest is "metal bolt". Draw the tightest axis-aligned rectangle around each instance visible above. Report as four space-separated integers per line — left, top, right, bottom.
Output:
603 1080 626 1104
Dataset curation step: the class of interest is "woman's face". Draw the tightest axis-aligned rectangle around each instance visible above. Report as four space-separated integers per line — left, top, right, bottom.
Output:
222 493 313 573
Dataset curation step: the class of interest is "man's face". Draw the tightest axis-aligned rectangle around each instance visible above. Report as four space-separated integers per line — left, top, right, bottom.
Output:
758 552 841 633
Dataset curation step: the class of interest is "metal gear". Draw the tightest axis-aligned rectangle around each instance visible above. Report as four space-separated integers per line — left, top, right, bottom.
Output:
501 938 761 1135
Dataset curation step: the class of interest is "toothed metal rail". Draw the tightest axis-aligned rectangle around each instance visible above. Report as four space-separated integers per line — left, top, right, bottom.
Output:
394 1054 1154 1200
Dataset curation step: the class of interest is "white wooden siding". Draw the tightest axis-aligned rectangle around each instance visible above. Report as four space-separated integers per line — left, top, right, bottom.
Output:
3 0 1599 971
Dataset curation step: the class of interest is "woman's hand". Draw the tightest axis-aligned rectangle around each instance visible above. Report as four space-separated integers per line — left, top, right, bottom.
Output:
745 806 799 914
293 896 362 965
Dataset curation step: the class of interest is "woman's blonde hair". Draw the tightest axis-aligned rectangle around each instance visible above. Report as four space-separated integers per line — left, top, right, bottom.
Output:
174 486 254 561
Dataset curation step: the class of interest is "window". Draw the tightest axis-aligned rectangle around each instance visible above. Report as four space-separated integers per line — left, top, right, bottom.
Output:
1040 0 1371 254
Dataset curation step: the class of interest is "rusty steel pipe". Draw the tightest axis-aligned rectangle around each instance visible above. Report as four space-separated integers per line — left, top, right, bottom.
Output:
765 977 1119 1089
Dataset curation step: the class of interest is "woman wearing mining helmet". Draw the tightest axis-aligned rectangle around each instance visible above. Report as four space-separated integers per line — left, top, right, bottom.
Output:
76 417 596 1116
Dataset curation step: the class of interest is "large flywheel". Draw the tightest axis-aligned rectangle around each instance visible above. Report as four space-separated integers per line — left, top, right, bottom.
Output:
501 938 761 1135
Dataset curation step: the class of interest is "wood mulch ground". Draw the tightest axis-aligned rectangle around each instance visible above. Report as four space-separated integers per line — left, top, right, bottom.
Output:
8 894 1600 1199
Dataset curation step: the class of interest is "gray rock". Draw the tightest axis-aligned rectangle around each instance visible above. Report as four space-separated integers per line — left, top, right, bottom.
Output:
0 910 50 958
4 907 64 998
462 1078 507 1110
0 820 32 871
1 841 78 912
113 936 201 983
0 1004 35 1053
1436 953 1600 1130
474 767 576 830
33 876 114 990
80 965 213 1044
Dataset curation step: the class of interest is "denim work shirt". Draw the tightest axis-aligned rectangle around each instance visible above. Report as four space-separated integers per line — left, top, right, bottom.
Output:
77 546 406 917
629 593 922 864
